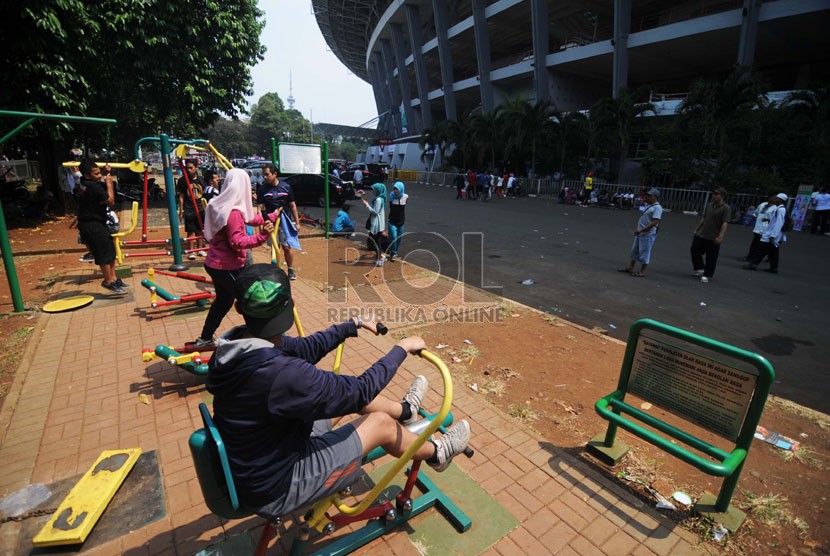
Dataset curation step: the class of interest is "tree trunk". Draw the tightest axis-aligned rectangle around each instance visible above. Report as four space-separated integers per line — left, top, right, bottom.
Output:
37 130 68 215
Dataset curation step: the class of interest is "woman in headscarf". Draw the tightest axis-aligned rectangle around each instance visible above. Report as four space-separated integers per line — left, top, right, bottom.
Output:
387 181 409 262
362 183 388 266
193 169 276 348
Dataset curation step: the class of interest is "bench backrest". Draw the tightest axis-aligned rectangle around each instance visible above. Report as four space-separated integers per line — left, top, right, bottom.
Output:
188 403 253 519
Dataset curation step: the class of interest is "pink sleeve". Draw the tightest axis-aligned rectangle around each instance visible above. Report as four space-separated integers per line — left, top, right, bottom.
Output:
227 210 267 250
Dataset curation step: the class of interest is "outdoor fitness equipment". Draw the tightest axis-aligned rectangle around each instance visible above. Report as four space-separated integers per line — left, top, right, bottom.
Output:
189 348 472 556
140 267 215 309
1 110 117 312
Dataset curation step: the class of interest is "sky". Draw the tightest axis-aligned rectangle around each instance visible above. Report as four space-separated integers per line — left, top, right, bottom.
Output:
246 1 379 128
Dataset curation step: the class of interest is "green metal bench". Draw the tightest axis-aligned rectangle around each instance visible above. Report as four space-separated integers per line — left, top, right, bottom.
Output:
588 319 775 531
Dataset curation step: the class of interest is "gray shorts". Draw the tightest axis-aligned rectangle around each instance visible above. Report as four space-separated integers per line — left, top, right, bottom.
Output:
257 420 363 517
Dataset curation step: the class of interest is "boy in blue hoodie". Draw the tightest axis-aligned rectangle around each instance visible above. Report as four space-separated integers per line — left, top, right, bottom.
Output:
206 264 471 516
331 204 356 235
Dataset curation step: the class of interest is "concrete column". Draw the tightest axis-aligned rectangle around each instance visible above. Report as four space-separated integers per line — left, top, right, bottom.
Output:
406 4 433 128
380 39 402 137
390 23 417 133
432 0 458 121
613 0 631 96
370 58 391 122
472 0 494 113
737 0 761 66
531 0 550 103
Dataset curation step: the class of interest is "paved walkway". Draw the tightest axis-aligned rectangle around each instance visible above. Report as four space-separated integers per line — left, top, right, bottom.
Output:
0 243 704 555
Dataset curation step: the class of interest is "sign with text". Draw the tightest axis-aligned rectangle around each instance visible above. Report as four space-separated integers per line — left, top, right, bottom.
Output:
628 336 758 441
278 143 321 175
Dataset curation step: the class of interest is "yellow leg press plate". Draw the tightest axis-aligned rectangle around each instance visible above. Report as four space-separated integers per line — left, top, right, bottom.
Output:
32 448 142 547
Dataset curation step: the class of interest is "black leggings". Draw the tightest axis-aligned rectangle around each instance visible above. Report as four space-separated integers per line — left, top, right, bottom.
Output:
200 265 243 340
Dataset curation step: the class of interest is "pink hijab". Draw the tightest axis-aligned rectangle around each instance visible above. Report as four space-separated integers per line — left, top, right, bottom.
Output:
203 168 256 241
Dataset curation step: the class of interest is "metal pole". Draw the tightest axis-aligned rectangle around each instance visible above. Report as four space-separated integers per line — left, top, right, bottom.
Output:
0 200 24 311
160 134 186 270
0 111 117 311
323 142 330 239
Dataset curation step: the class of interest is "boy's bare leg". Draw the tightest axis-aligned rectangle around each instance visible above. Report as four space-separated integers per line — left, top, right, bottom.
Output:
351 412 435 460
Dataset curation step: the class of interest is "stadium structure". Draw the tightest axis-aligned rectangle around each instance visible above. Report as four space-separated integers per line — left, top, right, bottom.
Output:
313 0 830 169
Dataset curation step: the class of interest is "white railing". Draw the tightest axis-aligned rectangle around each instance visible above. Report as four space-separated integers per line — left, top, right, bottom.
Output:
410 172 777 215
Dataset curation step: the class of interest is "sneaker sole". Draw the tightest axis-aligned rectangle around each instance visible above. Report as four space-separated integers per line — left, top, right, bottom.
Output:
430 420 471 472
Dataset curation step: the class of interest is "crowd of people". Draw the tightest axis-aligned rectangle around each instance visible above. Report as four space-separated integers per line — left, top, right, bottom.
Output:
453 170 519 200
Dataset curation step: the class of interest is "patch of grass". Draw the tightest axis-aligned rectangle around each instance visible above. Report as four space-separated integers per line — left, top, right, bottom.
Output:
508 403 539 423
543 314 565 327
739 492 793 527
777 446 823 469
0 323 34 403
479 378 506 397
456 345 480 359
411 536 430 556
793 517 809 537
768 396 830 430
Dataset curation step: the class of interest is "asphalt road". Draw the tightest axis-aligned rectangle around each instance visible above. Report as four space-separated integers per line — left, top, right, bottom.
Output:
305 184 830 414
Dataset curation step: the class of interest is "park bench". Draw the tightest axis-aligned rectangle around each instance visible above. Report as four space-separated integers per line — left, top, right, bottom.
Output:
588 319 774 531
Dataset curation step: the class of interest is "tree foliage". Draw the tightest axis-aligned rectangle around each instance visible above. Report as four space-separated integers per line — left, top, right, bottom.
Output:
1 0 265 151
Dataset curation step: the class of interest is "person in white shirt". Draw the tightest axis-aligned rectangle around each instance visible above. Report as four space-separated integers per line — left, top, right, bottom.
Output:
810 187 830 235
739 195 775 262
744 193 787 273
619 188 662 277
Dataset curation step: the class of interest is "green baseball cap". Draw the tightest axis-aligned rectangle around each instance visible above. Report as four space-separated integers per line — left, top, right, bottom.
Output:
234 264 295 338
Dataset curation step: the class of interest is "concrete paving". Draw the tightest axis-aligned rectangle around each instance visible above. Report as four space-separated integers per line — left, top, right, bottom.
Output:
0 242 707 555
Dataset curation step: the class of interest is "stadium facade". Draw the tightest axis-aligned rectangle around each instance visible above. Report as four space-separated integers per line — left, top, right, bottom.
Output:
313 0 830 167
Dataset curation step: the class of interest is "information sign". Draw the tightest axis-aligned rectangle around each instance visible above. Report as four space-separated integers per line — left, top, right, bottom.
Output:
628 335 758 441
278 143 321 175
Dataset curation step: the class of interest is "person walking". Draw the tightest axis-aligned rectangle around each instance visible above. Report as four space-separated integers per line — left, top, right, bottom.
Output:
810 187 830 235
454 172 465 200
743 193 788 273
387 182 408 262
618 188 662 277
738 195 775 262
363 183 388 266
690 187 731 283
193 169 275 348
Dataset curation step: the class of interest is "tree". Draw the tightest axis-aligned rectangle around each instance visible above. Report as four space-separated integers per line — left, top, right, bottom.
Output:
467 108 504 170
202 118 258 159
550 110 588 178
504 98 555 175
678 66 767 186
0 0 265 209
590 87 655 180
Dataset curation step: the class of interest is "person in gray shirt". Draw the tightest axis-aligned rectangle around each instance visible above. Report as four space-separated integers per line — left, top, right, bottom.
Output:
690 187 731 283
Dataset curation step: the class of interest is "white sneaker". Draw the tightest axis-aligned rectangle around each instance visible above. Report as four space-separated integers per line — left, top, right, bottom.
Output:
197 250 207 257
187 252 196 260
402 376 428 425
692 270 704 277
700 276 710 283
429 420 471 472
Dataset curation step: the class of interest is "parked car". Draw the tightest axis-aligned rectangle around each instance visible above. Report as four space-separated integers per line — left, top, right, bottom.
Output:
345 163 385 185
281 173 356 207
244 161 268 187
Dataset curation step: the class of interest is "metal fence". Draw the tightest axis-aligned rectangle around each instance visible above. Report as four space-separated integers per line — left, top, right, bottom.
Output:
410 171 776 215
2 159 40 181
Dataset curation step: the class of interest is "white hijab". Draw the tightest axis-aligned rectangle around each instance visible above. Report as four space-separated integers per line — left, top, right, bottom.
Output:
203 168 256 241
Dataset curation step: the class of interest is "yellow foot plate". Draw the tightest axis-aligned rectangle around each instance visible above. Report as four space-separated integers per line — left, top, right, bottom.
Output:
32 448 142 546
42 295 95 313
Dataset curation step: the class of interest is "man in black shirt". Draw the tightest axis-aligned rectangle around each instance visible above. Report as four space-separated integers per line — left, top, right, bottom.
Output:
76 160 127 294
257 163 300 280
177 160 206 260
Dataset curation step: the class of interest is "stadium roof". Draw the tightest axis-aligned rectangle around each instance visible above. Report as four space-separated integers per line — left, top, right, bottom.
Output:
312 0 390 82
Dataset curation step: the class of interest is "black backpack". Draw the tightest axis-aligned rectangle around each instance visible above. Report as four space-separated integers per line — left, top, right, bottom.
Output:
781 208 794 233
